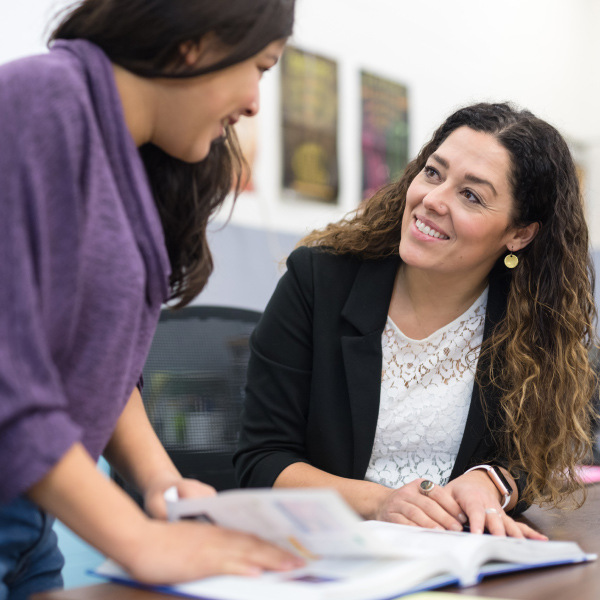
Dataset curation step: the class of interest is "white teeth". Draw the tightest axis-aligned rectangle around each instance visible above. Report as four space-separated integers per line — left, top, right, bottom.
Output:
415 219 448 239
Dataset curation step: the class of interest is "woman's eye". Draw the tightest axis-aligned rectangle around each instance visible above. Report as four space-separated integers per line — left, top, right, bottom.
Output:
424 166 439 179
463 189 482 204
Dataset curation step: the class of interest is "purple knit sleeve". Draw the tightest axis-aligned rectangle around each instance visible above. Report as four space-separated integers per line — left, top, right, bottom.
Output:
0 57 84 503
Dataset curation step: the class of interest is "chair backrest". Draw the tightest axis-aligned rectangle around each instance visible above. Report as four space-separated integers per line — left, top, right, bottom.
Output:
115 305 262 501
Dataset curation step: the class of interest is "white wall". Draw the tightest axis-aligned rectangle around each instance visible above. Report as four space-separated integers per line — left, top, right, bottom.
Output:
226 0 600 244
577 0 600 247
3 0 600 243
0 1 69 61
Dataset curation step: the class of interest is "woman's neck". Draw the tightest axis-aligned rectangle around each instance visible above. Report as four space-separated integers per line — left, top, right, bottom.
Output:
112 64 156 147
388 264 488 340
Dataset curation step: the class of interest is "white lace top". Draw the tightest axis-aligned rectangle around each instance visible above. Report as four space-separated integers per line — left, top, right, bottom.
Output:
364 287 488 489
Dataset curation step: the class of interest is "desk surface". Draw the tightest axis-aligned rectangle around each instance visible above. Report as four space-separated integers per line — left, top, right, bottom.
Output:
34 484 600 600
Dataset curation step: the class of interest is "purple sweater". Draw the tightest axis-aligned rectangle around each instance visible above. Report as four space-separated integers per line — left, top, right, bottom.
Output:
0 40 171 504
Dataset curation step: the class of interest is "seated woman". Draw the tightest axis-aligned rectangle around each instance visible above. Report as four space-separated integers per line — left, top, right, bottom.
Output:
234 102 598 539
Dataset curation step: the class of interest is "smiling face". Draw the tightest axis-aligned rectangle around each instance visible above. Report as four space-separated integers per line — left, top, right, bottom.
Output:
399 126 537 284
150 39 286 163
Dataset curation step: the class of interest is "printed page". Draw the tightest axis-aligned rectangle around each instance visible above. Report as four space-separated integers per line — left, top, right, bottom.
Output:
361 521 594 586
167 488 399 559
361 521 483 560
94 555 459 600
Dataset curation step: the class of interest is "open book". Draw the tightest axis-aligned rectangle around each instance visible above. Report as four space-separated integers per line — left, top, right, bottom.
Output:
93 488 595 600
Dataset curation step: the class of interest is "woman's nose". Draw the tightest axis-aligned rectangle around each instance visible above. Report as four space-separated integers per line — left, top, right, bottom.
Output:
243 88 260 117
422 186 449 214
243 101 259 117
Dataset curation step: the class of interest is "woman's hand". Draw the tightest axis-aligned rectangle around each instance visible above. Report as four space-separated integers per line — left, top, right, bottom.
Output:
144 476 216 520
444 470 547 540
375 478 467 531
29 444 304 584
124 520 304 584
135 475 306 583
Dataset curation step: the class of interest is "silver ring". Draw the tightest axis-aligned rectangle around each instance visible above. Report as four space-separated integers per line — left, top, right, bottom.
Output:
485 508 501 515
419 480 435 496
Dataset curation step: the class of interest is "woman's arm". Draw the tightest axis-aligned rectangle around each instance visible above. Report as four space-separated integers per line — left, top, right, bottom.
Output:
275 462 468 531
275 462 391 519
28 443 302 583
235 249 318 488
104 387 214 518
277 453 546 538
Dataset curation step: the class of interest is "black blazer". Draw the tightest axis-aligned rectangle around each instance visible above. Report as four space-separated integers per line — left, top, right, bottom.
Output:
234 246 526 512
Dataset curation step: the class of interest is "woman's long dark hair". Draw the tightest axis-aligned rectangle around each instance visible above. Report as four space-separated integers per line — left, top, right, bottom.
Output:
302 103 598 507
49 0 295 306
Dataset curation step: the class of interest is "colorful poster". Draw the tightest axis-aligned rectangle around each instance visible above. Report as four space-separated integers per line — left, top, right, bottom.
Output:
281 47 339 204
361 71 409 201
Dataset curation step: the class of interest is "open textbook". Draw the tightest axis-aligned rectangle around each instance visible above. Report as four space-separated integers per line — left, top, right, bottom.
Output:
93 488 596 600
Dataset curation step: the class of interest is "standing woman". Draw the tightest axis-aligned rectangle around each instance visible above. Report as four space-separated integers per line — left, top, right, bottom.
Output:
0 0 300 597
235 103 598 538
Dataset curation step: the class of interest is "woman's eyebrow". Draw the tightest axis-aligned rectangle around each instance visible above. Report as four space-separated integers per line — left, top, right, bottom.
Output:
430 153 497 196
430 153 449 169
464 173 497 196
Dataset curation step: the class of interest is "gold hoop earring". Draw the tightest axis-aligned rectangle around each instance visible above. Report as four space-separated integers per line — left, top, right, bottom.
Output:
504 250 518 269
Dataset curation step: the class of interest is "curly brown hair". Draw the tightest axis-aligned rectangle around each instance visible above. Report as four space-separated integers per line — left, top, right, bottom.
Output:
301 102 598 507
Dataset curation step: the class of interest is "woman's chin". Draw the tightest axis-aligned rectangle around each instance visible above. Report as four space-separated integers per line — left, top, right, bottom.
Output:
163 133 227 164
176 143 212 164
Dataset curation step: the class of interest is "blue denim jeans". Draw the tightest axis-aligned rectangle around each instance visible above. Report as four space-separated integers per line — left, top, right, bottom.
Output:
0 497 64 600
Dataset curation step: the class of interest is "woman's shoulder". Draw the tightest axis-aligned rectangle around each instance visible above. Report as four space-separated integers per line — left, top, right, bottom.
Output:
288 245 362 270
0 50 101 187
288 245 396 275
286 245 396 302
1 49 85 101
285 245 365 284
0 50 91 140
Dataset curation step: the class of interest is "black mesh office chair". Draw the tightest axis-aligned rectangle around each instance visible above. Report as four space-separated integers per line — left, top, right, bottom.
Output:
114 305 262 503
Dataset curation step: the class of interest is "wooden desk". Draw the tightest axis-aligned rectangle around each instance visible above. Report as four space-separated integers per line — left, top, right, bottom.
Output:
34 485 600 600
448 483 600 599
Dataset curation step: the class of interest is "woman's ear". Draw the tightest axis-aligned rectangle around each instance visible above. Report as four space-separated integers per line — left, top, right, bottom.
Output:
179 41 203 66
510 221 540 252
179 34 224 68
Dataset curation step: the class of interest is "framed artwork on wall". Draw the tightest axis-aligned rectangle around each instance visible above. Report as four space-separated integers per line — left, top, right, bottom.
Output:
280 46 339 204
361 71 409 201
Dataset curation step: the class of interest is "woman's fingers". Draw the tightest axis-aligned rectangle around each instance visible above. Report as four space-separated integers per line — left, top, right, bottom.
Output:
511 520 548 540
464 506 547 540
222 530 305 573
480 507 506 536
129 521 304 584
381 480 465 531
144 477 217 520
176 478 217 499
380 478 546 540
460 501 506 536
379 511 421 527
418 481 468 528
